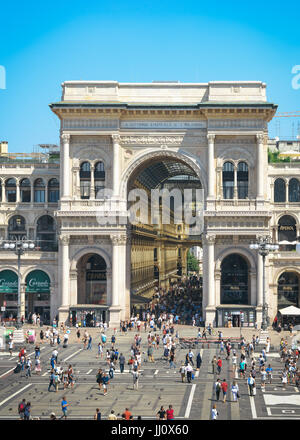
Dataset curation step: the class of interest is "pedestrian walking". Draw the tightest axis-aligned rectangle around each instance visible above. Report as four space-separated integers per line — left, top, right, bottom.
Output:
221 379 228 403
247 374 255 396
102 373 110 395
48 370 56 392
87 335 92 350
166 405 174 420
24 402 31 420
212 356 217 374
180 364 186 382
18 399 26 420
119 353 125 373
25 358 32 378
215 379 221 401
94 408 102 420
185 363 193 383
156 406 167 420
211 404 218 420
217 357 222 375
61 396 68 419
96 369 103 390
231 381 239 402
132 369 139 390
196 352 202 370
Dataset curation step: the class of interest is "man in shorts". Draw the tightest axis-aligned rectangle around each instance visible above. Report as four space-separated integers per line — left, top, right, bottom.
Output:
61 396 68 419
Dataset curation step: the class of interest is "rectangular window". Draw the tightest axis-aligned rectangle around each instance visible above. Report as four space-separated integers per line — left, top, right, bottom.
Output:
80 181 90 199
48 190 59 203
34 190 45 203
21 189 31 202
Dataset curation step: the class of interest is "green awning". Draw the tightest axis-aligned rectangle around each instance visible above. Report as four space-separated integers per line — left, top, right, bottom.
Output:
0 270 18 293
25 270 50 293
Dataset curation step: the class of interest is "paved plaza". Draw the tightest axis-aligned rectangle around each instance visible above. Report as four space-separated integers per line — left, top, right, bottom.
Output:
0 325 299 420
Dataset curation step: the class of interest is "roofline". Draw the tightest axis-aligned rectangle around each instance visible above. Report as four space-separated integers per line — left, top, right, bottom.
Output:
49 102 277 110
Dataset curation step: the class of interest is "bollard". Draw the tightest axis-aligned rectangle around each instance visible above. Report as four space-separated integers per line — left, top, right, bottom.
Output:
202 343 205 349
207 342 209 348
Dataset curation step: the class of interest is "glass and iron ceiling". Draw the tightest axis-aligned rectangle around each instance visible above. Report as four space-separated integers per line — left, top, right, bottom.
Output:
132 159 201 190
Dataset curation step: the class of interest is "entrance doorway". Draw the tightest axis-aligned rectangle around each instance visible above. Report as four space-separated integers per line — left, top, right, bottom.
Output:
25 270 51 324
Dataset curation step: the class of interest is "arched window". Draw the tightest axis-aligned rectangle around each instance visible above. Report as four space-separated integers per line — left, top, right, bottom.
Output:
288 178 300 202
8 215 26 240
222 162 234 199
20 178 31 202
48 178 59 203
80 162 91 199
278 215 297 251
237 162 248 199
34 178 45 203
94 161 105 197
274 178 286 203
36 215 57 251
5 178 16 203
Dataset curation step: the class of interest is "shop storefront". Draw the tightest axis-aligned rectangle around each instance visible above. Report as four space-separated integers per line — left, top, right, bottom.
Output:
25 270 51 324
0 270 18 320
216 307 256 327
69 305 109 327
278 272 299 310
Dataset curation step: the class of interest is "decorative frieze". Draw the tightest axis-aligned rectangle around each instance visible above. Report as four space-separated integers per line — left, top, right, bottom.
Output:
208 119 267 130
62 119 119 130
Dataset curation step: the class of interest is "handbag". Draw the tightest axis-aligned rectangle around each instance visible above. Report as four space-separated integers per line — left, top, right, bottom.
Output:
237 392 240 398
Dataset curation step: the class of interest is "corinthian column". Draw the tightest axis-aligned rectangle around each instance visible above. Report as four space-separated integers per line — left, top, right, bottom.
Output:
112 134 121 198
58 235 70 323
110 233 127 326
61 134 71 200
256 133 265 199
207 134 215 199
203 234 216 326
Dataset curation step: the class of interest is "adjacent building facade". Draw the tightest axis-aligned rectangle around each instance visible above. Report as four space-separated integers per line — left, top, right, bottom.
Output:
0 80 300 327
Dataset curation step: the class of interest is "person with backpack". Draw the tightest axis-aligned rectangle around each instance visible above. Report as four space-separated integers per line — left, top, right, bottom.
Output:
96 369 103 390
179 363 186 382
18 399 26 420
214 379 221 401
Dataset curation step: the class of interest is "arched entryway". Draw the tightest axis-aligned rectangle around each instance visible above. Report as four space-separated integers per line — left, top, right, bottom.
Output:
124 150 204 311
25 270 51 324
217 253 255 327
73 253 108 326
0 270 18 320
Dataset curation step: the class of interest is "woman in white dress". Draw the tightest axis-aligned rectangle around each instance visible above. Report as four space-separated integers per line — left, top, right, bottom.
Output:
231 381 239 402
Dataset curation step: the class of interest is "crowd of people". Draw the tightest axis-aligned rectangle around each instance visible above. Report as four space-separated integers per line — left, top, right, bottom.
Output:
137 276 203 326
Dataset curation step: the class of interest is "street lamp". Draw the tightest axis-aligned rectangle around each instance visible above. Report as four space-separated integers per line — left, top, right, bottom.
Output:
1 236 35 328
249 236 279 331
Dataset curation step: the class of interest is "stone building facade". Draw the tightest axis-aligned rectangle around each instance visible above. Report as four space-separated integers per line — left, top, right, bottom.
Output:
0 80 300 327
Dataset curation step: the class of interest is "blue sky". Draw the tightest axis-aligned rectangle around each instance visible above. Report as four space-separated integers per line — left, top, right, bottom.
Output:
0 1 299 152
